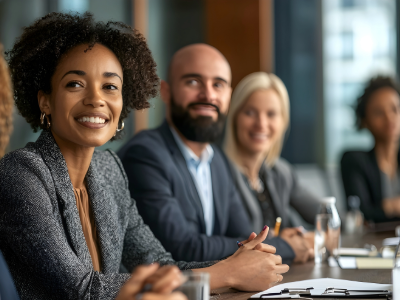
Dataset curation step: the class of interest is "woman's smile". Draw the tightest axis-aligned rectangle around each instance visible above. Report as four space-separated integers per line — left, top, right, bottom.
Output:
248 132 270 142
75 112 110 129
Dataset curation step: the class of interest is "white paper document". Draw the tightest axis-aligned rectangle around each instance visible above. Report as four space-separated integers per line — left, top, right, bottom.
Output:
328 256 357 269
334 248 371 256
250 278 392 298
382 237 400 246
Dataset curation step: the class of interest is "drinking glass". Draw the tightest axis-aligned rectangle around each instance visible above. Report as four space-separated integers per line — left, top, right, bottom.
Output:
315 214 329 263
315 214 341 263
178 272 210 300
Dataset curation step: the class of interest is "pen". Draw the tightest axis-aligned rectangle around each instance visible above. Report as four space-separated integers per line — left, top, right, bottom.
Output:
274 217 282 236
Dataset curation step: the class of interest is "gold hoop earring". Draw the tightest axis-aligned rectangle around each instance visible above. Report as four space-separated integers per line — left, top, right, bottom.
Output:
40 112 45 125
45 115 51 128
117 121 124 132
40 112 51 128
114 121 124 137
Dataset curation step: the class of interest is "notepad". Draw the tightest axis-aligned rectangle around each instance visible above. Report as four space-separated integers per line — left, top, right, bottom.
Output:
331 256 394 269
356 257 394 269
251 278 392 298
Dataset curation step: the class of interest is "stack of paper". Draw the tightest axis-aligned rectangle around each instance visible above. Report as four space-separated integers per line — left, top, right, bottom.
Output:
382 237 400 246
251 278 392 298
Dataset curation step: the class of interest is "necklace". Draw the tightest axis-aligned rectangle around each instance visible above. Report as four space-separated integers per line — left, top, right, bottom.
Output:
249 176 264 193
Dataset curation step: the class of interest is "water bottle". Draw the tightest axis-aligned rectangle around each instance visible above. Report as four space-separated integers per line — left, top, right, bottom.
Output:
345 196 364 234
393 240 400 300
315 197 341 263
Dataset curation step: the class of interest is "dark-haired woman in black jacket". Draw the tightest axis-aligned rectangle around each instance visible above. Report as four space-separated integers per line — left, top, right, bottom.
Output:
341 76 400 223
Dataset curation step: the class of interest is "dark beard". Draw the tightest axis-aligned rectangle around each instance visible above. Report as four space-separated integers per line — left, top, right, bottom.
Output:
170 98 226 143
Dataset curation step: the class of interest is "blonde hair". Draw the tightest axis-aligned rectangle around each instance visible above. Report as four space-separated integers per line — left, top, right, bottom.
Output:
0 44 13 159
223 72 290 167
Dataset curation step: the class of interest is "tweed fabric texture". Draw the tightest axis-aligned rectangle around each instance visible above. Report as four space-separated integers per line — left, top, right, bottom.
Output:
0 130 214 300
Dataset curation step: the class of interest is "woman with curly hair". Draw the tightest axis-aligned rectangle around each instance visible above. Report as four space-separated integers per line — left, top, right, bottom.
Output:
341 76 400 223
0 12 288 300
0 43 13 159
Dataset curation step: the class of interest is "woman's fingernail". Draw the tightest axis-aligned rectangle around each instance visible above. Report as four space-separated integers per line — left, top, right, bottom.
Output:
237 241 244 248
262 225 268 231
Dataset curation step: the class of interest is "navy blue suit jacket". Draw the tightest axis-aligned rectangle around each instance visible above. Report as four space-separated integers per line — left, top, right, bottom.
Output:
118 121 293 262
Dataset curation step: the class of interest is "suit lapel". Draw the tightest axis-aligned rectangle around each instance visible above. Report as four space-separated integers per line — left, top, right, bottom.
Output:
159 122 206 233
35 130 92 269
210 155 223 234
232 164 263 232
262 165 285 224
85 161 121 273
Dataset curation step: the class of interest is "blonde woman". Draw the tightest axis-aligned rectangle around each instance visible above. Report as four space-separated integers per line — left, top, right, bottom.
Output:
0 43 13 159
224 72 320 263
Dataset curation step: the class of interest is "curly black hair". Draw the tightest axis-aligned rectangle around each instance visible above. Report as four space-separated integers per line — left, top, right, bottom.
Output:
355 75 400 130
6 11 159 139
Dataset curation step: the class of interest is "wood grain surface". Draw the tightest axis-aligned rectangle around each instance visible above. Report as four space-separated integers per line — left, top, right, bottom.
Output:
210 230 395 300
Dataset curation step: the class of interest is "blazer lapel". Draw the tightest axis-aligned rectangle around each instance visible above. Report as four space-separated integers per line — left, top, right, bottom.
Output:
262 164 286 225
35 130 92 269
210 157 223 234
86 162 121 273
231 163 263 232
159 122 206 233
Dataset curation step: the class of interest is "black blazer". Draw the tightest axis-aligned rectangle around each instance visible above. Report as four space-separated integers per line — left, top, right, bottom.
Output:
341 149 400 223
0 130 213 300
118 121 294 262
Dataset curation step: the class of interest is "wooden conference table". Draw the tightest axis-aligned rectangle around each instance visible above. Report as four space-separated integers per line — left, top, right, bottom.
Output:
211 231 394 300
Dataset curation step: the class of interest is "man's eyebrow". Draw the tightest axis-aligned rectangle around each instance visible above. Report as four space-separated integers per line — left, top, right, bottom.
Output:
104 72 123 83
181 73 229 84
214 77 229 84
61 70 86 79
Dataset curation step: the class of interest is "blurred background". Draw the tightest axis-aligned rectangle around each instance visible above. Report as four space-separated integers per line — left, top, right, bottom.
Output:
1 0 398 214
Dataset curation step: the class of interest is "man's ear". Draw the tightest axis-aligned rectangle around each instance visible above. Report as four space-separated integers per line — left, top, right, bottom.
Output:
38 90 51 115
160 80 171 105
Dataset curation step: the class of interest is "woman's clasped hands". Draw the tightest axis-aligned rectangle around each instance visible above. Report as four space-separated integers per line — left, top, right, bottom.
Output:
196 225 290 292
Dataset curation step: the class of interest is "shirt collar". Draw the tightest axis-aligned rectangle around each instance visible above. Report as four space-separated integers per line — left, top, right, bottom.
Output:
169 124 214 165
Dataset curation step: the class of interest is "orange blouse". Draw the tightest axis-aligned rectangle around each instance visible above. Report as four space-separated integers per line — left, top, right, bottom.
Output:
73 186 102 272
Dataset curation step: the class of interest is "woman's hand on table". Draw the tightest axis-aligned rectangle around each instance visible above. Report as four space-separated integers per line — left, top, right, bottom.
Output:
280 228 314 264
116 264 187 300
382 197 400 217
193 226 290 292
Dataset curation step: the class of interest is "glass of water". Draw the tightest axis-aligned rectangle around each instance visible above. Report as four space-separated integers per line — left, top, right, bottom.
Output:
315 214 329 263
314 216 341 263
178 272 210 300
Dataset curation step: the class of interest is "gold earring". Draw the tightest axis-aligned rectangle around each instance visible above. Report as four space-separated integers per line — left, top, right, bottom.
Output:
114 121 124 136
40 112 45 125
40 112 51 128
45 115 51 128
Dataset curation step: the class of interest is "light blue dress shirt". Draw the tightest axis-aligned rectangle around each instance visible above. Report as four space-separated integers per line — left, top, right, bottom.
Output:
170 126 215 236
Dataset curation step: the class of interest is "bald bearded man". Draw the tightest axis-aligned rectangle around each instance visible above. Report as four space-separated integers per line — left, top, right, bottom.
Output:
118 44 295 262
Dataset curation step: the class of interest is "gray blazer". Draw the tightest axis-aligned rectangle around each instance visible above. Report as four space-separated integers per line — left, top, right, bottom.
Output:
0 130 213 300
229 158 321 232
